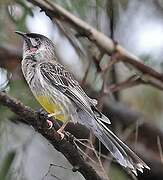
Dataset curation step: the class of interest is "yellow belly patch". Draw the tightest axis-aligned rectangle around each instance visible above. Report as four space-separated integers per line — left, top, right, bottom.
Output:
36 95 65 121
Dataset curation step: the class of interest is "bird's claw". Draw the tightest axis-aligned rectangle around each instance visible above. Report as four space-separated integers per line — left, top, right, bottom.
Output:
56 131 74 142
57 130 65 140
47 119 53 129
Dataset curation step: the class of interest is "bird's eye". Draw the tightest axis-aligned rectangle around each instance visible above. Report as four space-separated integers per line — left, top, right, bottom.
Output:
35 38 40 42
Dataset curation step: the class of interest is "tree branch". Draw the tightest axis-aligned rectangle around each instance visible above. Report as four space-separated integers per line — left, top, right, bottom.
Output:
0 92 102 180
27 0 163 91
1 90 163 178
106 75 142 93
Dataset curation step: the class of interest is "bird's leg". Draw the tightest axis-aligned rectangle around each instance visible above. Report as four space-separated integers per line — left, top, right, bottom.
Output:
57 121 69 139
38 109 68 139
48 112 69 139
46 119 53 129
46 111 63 129
37 108 53 128
48 111 62 118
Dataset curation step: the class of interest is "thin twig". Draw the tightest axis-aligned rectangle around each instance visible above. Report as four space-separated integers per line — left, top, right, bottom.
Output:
106 75 142 93
81 59 92 87
74 138 109 180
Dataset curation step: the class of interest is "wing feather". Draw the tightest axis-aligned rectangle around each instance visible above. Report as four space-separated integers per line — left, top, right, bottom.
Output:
39 62 94 116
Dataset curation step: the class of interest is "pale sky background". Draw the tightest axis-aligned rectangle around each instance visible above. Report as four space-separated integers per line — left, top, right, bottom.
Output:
115 0 163 62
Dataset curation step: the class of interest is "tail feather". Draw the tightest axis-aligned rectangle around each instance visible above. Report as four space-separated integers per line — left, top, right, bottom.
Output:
95 125 132 168
77 107 149 175
91 106 111 124
95 116 150 174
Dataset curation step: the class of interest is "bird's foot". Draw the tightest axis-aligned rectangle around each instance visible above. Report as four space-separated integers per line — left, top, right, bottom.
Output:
46 119 53 129
56 121 69 139
37 108 54 129
57 129 65 140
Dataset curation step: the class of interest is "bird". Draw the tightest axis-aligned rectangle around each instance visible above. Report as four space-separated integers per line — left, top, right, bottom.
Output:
15 31 150 175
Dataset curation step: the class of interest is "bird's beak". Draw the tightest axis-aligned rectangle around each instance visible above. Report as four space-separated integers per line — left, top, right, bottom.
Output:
15 31 32 48
15 31 27 38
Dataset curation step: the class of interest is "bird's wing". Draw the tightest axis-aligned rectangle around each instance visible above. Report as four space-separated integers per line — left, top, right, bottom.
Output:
39 62 94 116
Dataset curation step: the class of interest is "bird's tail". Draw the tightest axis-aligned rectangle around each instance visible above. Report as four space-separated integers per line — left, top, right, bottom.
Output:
94 114 150 175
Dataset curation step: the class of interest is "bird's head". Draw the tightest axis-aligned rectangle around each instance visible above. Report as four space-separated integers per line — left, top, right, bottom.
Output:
15 31 56 61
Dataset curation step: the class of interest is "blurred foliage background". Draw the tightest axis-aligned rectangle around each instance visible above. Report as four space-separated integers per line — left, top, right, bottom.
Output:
1 0 163 179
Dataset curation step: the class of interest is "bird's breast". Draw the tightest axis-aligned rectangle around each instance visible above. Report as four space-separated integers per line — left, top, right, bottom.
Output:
36 95 65 121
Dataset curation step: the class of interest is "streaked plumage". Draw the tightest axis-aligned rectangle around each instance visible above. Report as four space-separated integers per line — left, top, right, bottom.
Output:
16 31 150 175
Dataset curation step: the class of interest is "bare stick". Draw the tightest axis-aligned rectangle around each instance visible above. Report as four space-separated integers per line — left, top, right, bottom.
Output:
0 92 102 180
